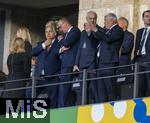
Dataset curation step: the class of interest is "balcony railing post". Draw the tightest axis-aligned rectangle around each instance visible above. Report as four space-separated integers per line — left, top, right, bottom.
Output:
133 62 139 98
82 69 88 105
31 65 36 98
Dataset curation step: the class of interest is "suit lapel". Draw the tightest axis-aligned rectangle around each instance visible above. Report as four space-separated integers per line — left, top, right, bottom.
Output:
137 29 144 50
64 27 72 39
145 30 150 50
146 30 150 42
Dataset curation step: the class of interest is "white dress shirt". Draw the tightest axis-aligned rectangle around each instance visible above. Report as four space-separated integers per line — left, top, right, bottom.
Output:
141 27 150 55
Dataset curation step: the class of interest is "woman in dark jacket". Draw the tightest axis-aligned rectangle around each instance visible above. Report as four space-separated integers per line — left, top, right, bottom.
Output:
4 37 31 98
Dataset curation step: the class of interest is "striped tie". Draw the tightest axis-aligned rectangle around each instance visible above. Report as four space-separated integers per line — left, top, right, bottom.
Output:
138 28 148 55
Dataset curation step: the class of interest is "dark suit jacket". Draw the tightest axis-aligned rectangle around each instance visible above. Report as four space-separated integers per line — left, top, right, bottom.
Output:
32 39 61 77
119 30 134 65
75 30 98 69
133 28 150 62
93 24 124 64
60 27 81 68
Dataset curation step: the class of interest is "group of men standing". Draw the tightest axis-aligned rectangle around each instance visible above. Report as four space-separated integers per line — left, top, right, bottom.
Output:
31 10 150 108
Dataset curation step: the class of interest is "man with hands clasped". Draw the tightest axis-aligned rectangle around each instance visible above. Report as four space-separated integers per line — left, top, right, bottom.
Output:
73 11 99 104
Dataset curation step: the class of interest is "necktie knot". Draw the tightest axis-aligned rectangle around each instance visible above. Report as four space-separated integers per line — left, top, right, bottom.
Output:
145 28 148 32
142 28 148 41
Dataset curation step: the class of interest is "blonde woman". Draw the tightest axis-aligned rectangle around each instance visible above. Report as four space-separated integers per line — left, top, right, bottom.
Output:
16 26 32 58
4 37 31 98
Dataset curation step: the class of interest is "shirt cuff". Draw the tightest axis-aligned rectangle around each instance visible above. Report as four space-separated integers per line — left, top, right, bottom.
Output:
42 43 46 49
59 48 62 54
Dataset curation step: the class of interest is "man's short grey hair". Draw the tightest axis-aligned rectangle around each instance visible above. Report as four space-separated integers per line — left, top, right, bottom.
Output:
105 13 117 22
86 11 97 20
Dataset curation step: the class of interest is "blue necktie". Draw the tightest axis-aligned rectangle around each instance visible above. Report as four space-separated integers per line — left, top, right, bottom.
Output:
138 28 148 55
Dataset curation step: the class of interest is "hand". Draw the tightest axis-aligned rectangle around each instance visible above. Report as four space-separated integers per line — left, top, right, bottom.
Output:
32 57 37 65
60 46 70 53
57 35 64 41
84 23 91 33
90 23 97 32
44 40 52 47
73 65 79 72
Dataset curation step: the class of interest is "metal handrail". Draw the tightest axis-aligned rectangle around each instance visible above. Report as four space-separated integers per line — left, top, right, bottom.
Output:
0 62 149 106
0 70 149 87
0 61 149 85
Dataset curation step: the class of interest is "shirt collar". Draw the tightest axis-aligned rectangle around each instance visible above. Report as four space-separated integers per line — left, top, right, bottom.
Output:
105 24 117 34
109 24 117 30
67 26 73 33
143 27 150 33
51 39 55 44
146 26 150 30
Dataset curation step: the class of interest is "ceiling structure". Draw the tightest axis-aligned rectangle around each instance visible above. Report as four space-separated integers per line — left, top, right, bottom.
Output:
0 0 79 9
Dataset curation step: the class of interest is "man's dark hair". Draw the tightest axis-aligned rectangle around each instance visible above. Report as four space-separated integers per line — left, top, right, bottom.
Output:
142 10 150 18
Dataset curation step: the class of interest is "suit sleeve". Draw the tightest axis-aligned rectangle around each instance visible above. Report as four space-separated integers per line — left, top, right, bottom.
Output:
121 33 134 54
93 26 124 43
32 42 44 56
132 30 140 63
62 29 81 47
55 42 61 59
74 39 82 66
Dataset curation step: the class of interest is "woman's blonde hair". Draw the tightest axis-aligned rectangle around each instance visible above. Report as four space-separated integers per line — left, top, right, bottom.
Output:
16 26 32 43
10 37 25 54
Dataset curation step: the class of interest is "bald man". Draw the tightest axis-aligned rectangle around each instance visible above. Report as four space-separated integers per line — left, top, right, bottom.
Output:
73 11 99 104
117 17 134 73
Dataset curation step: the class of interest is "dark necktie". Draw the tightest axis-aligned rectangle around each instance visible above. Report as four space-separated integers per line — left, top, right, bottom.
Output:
138 28 148 55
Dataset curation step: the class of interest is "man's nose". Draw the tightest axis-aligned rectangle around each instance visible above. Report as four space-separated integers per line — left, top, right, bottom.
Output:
91 19 94 21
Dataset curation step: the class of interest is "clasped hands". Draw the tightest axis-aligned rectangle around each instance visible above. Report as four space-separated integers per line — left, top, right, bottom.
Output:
84 23 97 33
44 39 52 47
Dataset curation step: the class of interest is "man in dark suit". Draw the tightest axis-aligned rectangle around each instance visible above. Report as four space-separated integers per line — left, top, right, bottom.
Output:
133 10 150 97
31 23 61 108
73 11 98 104
118 17 134 70
116 17 134 99
57 18 81 107
90 13 124 103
